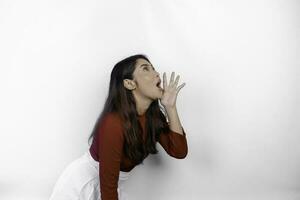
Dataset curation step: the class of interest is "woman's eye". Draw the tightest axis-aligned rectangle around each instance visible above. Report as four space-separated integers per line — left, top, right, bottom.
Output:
143 66 155 72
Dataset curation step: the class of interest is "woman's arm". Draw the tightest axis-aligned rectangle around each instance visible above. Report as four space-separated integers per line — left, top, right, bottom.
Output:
158 125 188 159
158 107 188 159
98 113 124 200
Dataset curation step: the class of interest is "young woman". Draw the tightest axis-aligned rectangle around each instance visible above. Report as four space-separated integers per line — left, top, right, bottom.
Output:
49 54 188 200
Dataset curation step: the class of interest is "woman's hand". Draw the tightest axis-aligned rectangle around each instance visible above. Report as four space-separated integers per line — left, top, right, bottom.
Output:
159 72 186 109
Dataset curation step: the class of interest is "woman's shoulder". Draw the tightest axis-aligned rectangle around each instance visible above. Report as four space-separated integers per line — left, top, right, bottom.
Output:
100 112 123 128
95 113 126 147
103 111 121 121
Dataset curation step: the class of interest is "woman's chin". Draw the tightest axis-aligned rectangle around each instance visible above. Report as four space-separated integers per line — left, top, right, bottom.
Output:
157 88 163 98
152 87 163 99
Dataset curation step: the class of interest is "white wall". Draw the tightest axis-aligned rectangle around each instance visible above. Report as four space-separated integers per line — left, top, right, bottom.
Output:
0 0 299 199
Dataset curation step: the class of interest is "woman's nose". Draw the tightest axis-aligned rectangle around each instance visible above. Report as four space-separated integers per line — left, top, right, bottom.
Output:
155 71 160 77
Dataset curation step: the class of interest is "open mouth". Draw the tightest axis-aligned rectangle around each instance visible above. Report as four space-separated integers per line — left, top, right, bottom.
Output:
155 81 162 89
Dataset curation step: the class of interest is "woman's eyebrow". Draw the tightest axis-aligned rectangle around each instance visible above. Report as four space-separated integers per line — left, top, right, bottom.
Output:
140 63 152 67
140 63 155 70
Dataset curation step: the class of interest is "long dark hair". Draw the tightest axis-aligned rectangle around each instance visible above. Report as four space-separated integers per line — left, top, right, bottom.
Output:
88 54 170 166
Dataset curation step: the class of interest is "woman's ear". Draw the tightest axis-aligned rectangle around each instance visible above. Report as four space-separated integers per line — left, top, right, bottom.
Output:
123 79 136 90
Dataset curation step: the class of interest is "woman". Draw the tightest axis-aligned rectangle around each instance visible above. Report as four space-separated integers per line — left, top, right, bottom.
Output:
49 54 188 200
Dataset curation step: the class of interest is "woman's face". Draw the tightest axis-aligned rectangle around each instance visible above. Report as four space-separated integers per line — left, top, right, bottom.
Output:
124 58 163 101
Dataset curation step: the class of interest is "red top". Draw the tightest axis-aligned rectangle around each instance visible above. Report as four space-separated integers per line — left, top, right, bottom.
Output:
89 112 188 200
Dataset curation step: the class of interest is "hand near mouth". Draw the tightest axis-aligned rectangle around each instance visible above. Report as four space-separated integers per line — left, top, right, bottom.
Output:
159 71 186 109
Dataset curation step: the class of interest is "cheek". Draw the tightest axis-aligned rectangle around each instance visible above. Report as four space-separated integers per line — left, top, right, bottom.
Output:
139 82 154 92
138 80 156 94
135 75 156 93
139 76 152 88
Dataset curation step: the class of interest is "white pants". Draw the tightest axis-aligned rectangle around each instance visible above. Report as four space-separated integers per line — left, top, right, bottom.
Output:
49 150 131 200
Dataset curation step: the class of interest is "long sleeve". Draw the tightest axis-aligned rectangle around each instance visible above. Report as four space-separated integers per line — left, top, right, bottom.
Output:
98 113 124 200
158 124 188 159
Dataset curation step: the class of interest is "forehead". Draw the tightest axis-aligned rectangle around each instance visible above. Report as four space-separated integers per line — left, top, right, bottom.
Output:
135 58 151 67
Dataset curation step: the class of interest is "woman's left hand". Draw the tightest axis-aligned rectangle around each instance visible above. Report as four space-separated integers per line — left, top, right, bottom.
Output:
159 72 186 109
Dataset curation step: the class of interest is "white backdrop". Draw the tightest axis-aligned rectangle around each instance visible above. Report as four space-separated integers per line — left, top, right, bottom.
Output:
0 0 299 199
